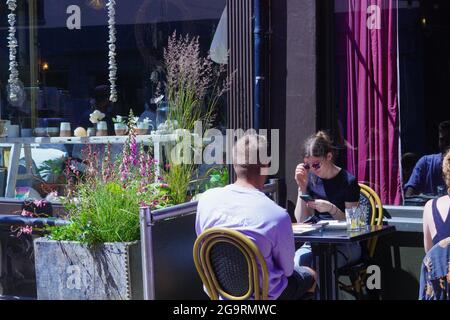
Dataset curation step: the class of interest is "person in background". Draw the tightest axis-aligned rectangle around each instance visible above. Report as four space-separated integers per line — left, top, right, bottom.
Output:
422 150 450 253
402 153 419 187
196 134 316 300
405 121 450 197
294 131 361 268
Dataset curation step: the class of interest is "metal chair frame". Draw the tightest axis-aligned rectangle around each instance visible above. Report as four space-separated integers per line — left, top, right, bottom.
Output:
337 183 384 299
193 227 269 300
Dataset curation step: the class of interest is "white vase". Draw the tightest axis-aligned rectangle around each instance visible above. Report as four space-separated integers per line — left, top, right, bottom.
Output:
96 121 108 136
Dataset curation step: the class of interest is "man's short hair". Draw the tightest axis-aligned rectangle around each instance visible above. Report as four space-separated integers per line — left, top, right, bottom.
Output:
439 121 450 133
233 134 269 178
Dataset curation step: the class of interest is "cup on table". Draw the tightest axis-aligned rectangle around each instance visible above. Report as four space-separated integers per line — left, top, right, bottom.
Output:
357 206 368 230
345 207 359 231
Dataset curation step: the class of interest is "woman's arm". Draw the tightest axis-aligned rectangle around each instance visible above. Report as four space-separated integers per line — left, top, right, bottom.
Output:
423 200 433 253
305 200 348 221
294 188 314 223
294 163 314 222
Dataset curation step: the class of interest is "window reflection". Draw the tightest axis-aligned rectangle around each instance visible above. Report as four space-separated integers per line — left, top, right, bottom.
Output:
0 0 227 200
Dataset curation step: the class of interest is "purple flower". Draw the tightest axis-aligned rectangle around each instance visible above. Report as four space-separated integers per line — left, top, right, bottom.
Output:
21 209 33 217
21 225 33 235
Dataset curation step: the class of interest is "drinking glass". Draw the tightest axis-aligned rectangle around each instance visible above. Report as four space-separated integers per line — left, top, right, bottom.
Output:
345 207 359 231
357 205 368 230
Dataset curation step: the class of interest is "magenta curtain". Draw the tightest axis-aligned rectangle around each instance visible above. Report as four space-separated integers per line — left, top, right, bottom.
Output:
336 0 402 205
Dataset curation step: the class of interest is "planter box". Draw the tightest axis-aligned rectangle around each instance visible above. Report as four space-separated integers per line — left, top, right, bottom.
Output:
34 238 143 300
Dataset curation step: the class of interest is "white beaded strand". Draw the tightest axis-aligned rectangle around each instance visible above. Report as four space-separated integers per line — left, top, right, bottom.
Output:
106 0 117 102
6 0 20 103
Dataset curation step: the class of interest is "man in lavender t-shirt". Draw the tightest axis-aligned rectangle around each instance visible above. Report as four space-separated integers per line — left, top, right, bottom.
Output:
196 134 316 300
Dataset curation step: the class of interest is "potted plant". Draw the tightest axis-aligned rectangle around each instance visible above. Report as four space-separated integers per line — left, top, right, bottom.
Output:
113 115 127 136
36 157 67 195
135 117 153 135
157 32 229 202
34 119 174 300
89 110 107 136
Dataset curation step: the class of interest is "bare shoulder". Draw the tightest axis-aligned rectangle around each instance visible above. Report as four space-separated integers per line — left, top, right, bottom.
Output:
422 199 434 223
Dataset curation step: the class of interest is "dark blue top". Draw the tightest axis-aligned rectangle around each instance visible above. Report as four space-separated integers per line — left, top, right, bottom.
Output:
404 153 446 196
431 196 450 246
307 169 360 220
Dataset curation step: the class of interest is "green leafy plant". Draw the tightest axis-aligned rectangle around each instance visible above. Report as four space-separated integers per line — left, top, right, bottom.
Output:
205 166 229 190
47 111 175 246
157 32 229 201
37 158 66 184
163 163 195 204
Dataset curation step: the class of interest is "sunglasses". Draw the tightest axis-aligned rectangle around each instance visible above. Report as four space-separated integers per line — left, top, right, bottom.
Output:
304 162 321 170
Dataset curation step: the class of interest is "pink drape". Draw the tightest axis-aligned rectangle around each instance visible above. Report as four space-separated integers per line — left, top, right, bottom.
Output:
336 0 402 204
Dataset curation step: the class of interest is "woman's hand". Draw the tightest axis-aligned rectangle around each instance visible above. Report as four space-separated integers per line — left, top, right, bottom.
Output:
295 163 309 191
306 199 334 214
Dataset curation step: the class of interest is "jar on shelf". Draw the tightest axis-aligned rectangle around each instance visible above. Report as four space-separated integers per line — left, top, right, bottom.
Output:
114 123 127 136
96 121 108 136
60 122 71 137
136 121 152 135
86 127 96 137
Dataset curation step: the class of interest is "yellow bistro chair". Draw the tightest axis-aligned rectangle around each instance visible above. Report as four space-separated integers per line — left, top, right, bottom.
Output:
337 183 384 299
193 227 269 300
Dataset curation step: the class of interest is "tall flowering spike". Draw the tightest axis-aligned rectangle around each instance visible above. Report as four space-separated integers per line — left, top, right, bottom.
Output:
120 139 131 183
139 143 147 177
102 144 112 182
106 0 117 102
7 0 19 102
146 154 155 179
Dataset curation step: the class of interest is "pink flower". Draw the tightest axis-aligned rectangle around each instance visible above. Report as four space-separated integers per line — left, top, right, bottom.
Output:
21 226 33 235
21 209 33 217
33 199 46 208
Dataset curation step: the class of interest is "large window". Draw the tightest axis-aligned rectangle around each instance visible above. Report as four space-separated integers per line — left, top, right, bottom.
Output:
0 0 227 200
332 0 449 206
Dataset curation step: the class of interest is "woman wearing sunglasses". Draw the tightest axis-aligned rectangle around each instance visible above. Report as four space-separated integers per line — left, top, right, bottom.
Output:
294 131 361 268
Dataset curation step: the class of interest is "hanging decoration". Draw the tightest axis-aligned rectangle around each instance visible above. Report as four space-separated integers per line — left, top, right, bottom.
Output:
6 0 21 104
106 0 118 102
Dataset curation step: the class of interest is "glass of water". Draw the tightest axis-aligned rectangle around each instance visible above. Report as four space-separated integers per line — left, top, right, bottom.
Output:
357 205 368 230
345 207 359 231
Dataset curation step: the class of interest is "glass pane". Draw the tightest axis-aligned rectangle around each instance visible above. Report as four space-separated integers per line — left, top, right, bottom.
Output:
334 0 402 205
0 0 227 200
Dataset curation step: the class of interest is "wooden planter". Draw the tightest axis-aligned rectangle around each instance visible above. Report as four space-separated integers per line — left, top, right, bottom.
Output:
34 239 143 300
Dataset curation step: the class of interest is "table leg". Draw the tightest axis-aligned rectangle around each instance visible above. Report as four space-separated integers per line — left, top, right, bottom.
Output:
312 244 327 300
312 244 339 300
327 245 339 300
